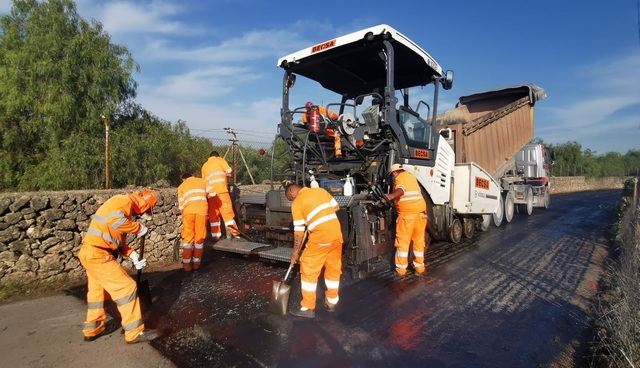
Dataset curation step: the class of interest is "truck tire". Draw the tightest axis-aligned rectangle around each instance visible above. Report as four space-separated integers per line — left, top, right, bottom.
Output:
543 187 550 209
479 215 491 232
492 195 504 226
517 187 533 215
449 218 462 243
463 218 475 238
505 192 515 223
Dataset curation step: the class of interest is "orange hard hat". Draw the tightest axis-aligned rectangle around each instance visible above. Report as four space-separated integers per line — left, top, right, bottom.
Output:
141 189 158 208
389 163 403 173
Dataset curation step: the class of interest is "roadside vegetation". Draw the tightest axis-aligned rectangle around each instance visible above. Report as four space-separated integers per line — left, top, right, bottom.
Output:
0 0 639 193
590 178 640 367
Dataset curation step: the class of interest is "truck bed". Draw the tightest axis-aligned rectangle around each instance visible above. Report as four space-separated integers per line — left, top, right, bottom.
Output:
436 84 546 179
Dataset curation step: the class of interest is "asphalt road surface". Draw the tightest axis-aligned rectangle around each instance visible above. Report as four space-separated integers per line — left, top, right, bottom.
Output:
2 190 618 367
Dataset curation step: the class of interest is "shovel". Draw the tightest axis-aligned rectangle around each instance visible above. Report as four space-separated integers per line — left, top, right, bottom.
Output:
269 230 308 315
269 264 294 316
136 236 153 313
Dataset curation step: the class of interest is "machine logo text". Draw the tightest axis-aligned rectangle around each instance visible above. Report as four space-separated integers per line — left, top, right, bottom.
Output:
312 40 336 53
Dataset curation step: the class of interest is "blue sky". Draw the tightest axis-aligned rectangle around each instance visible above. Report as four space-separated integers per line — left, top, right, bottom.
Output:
2 0 639 154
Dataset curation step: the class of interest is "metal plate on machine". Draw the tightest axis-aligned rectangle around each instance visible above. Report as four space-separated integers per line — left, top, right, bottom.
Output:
239 194 266 205
212 239 266 255
256 247 292 263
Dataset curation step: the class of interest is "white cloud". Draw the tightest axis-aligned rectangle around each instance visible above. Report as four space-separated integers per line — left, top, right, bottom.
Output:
536 52 640 152
97 1 191 36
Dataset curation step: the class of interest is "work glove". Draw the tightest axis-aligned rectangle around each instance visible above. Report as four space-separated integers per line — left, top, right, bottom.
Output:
129 250 148 270
137 224 148 238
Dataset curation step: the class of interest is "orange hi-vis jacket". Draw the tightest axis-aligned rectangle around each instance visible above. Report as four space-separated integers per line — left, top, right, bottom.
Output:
292 187 343 245
393 171 427 214
202 156 232 195
301 106 339 123
82 194 146 258
178 177 208 215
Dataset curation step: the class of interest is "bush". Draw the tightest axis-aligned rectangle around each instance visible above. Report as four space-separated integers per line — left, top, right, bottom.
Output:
591 179 640 367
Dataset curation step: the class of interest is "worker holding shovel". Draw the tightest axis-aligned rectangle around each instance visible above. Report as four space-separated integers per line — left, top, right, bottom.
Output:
77 189 161 344
285 184 343 318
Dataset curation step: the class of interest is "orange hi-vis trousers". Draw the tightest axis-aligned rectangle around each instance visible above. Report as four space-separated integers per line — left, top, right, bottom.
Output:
299 238 342 310
78 246 145 342
181 213 208 271
394 212 427 276
208 192 239 239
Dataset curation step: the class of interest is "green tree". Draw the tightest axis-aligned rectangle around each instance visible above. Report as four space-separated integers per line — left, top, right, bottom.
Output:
0 0 138 190
623 150 640 176
551 141 584 176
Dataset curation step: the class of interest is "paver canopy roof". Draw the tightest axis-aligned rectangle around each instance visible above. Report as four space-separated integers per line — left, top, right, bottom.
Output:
277 24 444 99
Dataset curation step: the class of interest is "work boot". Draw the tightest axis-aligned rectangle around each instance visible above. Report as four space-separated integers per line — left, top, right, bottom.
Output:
393 270 408 280
324 301 336 313
290 307 315 318
414 270 427 278
84 319 119 342
126 329 161 344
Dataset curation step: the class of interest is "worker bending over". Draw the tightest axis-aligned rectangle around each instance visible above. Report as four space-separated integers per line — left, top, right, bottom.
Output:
77 189 160 344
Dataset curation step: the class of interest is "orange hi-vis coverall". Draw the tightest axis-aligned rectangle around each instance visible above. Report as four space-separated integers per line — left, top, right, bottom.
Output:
201 156 239 239
77 193 151 343
392 171 428 276
292 187 344 310
301 105 339 123
178 176 209 271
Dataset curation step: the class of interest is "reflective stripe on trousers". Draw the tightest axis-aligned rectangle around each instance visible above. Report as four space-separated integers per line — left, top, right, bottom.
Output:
394 212 427 276
299 239 342 310
78 246 145 342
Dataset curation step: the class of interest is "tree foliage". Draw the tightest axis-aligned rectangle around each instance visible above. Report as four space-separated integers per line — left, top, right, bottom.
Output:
1 1 637 193
0 0 138 190
534 138 640 178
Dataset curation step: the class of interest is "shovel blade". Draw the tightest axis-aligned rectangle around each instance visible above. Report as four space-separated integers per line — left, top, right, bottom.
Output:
137 279 152 313
269 280 291 316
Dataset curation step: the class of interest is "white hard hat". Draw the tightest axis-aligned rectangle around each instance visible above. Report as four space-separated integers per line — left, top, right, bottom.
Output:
389 163 403 173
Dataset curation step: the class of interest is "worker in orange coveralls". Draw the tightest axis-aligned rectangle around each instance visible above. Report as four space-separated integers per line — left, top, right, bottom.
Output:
178 173 209 271
201 151 240 240
285 183 343 318
77 189 160 344
383 163 428 278
301 101 339 123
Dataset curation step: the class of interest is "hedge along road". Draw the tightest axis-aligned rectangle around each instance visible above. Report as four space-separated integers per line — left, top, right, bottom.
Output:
0 190 617 367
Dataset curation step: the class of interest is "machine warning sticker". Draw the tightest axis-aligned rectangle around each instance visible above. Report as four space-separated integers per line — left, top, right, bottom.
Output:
475 177 490 190
312 40 336 53
414 148 430 159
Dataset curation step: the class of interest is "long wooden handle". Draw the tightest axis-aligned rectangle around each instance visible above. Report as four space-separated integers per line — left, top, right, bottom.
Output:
136 236 145 283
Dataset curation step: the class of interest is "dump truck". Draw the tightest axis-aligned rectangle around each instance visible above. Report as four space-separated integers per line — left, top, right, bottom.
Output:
213 24 545 278
436 85 551 227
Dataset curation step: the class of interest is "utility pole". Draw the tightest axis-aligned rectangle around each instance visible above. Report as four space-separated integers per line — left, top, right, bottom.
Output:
100 114 110 189
223 128 256 185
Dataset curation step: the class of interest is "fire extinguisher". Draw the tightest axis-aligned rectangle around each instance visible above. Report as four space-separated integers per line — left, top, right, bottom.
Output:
309 106 320 133
334 132 342 157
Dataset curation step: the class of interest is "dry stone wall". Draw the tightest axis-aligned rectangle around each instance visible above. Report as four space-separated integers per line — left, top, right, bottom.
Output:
0 188 181 288
0 177 628 287
550 176 624 194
